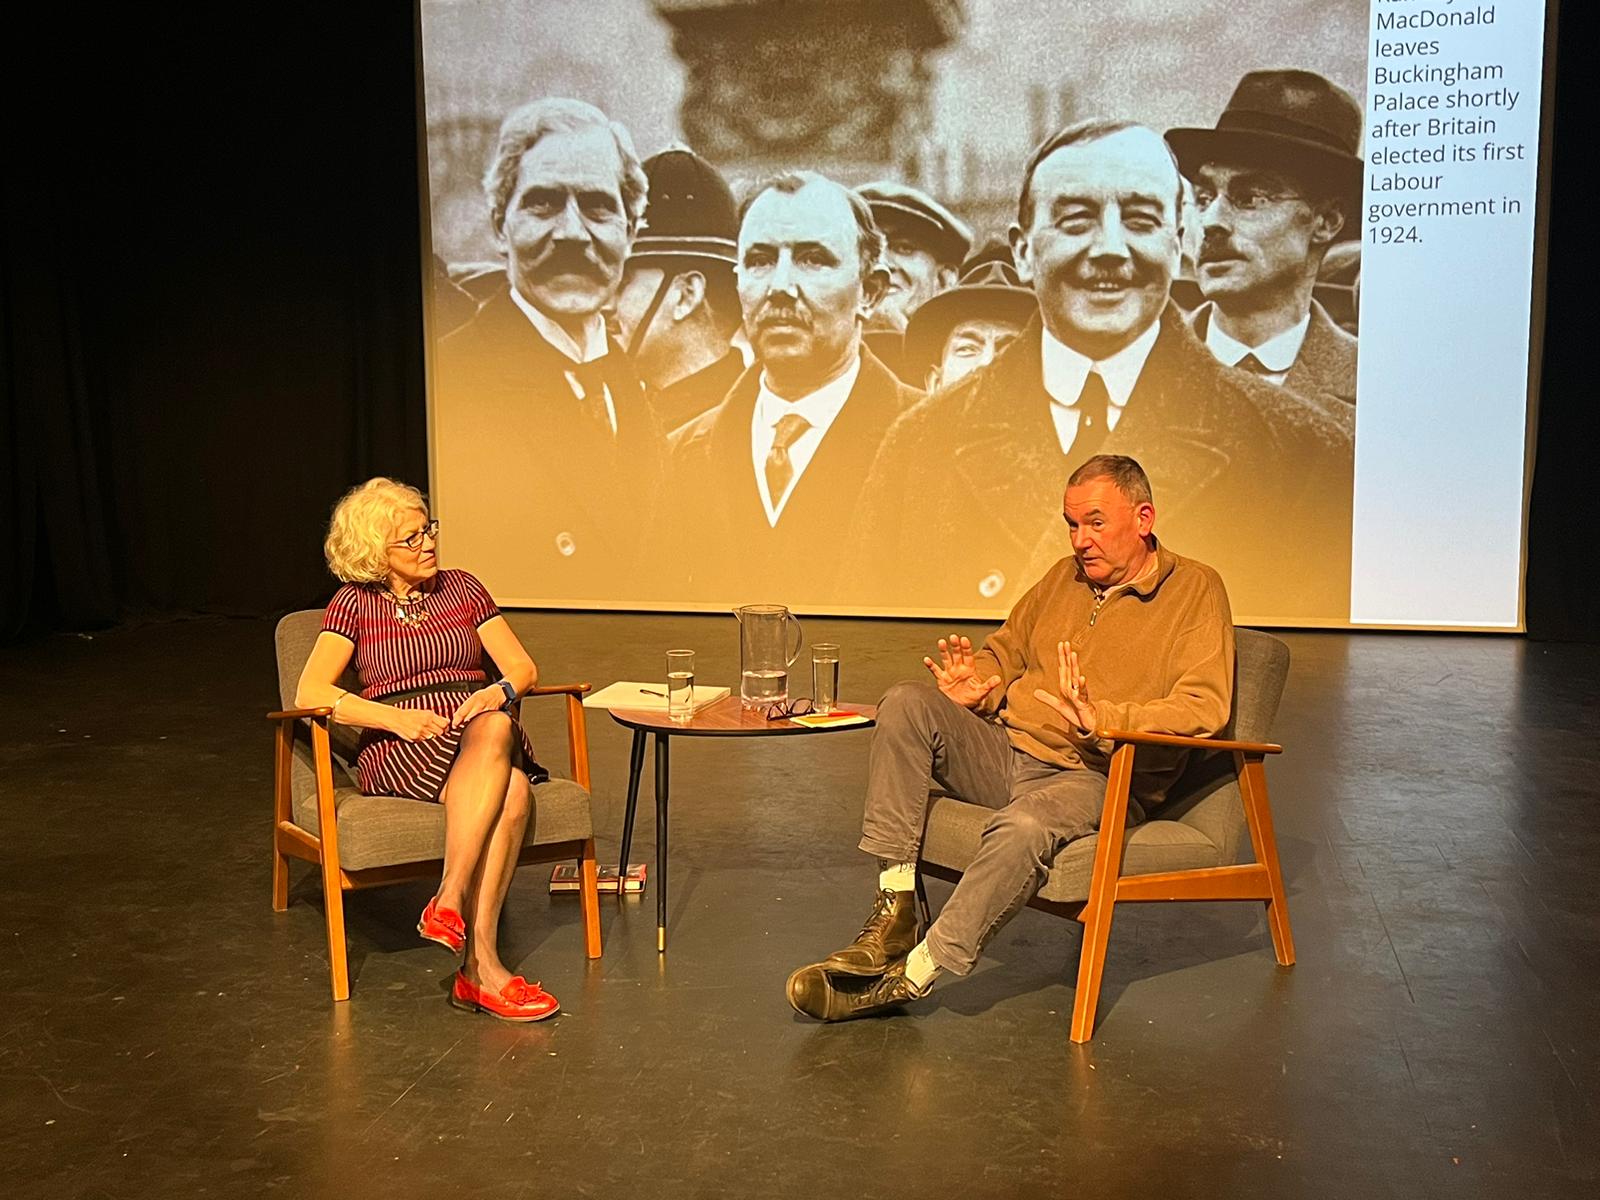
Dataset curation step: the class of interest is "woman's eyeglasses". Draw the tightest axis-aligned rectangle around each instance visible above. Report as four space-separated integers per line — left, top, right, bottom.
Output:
392 519 440 550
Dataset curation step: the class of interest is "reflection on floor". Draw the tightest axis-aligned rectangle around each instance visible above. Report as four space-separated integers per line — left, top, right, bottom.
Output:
3 613 1597 1198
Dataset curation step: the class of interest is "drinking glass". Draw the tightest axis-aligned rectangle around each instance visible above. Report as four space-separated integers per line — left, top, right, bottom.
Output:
811 643 840 713
666 649 696 722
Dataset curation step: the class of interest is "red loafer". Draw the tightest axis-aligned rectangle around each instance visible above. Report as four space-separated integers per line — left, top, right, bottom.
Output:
449 972 560 1022
417 897 466 955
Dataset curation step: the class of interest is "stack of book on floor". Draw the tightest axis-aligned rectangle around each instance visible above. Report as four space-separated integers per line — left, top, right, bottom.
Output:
549 863 647 894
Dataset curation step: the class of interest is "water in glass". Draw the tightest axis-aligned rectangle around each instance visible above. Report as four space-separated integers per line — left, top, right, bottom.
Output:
667 670 695 721
812 650 839 712
666 649 696 722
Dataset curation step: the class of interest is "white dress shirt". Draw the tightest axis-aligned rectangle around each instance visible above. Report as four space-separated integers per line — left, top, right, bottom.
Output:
1203 310 1311 387
509 286 617 434
750 354 862 526
1039 320 1162 455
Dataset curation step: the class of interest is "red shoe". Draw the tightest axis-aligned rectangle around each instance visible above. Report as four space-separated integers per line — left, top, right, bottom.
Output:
450 972 560 1022
417 897 466 955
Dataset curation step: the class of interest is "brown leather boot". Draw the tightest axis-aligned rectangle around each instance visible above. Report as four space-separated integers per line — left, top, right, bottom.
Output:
786 959 928 1022
823 888 918 976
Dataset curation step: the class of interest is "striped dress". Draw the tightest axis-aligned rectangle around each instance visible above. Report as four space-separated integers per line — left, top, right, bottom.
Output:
321 569 546 802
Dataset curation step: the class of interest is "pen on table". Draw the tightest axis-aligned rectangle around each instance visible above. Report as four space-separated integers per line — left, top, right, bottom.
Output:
642 688 667 697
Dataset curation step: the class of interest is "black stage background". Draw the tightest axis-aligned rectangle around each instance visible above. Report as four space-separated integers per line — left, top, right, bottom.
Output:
2 4 1591 642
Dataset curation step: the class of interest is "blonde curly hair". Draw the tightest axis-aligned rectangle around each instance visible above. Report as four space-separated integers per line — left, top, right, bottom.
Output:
323 478 429 584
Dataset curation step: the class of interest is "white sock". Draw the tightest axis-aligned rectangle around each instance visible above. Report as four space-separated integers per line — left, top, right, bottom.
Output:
878 861 916 892
904 941 942 992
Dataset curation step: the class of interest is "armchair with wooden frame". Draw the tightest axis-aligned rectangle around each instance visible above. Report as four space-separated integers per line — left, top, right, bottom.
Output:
269 610 602 1001
916 627 1294 1043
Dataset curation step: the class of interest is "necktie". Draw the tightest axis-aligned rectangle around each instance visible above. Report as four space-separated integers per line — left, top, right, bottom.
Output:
568 359 613 435
1071 370 1110 457
765 412 812 508
1236 353 1273 376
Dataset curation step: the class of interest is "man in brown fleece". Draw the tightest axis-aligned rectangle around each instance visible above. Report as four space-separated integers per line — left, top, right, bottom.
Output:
787 453 1234 1021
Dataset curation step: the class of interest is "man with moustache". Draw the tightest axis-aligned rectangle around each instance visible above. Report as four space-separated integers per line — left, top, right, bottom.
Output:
430 98 663 603
855 182 974 383
846 119 1354 623
1168 71 1362 411
611 146 747 432
667 171 921 604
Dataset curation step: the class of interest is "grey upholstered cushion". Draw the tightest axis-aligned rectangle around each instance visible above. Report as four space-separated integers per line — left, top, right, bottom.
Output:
919 627 1290 906
290 778 594 871
273 609 593 872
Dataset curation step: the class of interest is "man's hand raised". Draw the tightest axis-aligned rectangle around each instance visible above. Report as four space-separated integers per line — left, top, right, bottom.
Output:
1033 640 1097 732
924 634 1002 710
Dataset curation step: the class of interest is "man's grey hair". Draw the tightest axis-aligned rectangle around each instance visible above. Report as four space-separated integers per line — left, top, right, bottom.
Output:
1067 454 1154 506
1016 118 1184 228
738 171 887 284
483 97 648 235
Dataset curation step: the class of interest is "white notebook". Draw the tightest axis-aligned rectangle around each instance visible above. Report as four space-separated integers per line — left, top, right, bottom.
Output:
582 681 731 713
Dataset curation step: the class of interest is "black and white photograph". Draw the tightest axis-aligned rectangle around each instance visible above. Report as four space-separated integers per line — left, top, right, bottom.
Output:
421 0 1366 623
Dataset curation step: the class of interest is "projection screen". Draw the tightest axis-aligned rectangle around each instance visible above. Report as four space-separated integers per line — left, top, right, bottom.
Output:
417 0 1551 630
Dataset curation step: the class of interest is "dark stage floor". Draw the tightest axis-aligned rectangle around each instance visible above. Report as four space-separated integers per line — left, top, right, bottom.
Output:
3 612 1598 1199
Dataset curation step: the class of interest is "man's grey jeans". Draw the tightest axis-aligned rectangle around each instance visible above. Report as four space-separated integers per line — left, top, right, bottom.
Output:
858 680 1134 975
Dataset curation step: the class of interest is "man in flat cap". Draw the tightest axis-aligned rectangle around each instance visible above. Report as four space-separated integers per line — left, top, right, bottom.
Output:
844 119 1354 622
431 97 664 603
666 170 921 604
856 181 974 383
1167 70 1362 411
900 241 1039 393
613 146 748 432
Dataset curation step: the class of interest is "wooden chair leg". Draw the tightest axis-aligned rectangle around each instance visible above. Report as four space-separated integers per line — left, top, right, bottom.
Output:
1071 899 1114 1044
271 722 294 912
578 837 602 959
1236 752 1295 966
311 721 352 1001
321 861 351 1002
1070 743 1137 1044
272 841 291 913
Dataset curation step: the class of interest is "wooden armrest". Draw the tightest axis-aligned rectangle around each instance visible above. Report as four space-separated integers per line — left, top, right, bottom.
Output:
267 706 333 721
525 682 592 697
1097 729 1283 755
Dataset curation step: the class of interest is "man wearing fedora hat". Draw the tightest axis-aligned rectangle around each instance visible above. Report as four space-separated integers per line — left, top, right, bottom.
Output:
1167 70 1362 412
901 241 1040 392
856 181 975 383
613 146 749 432
844 118 1354 622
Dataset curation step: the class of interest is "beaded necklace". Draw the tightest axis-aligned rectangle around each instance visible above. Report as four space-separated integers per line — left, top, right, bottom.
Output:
384 584 430 627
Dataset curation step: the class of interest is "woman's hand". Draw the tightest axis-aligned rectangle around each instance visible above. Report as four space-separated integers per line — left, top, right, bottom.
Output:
388 707 450 741
449 685 511 729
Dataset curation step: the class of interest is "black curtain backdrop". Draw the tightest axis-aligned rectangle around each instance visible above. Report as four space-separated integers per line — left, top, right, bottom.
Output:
2 7 427 639
1522 0 1591 642
1 4 1593 641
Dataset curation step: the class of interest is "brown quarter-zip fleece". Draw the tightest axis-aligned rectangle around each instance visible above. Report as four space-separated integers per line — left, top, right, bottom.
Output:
969 543 1235 805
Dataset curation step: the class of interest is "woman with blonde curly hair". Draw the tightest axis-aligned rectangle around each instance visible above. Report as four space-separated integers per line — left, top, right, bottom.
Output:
295 478 559 1021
